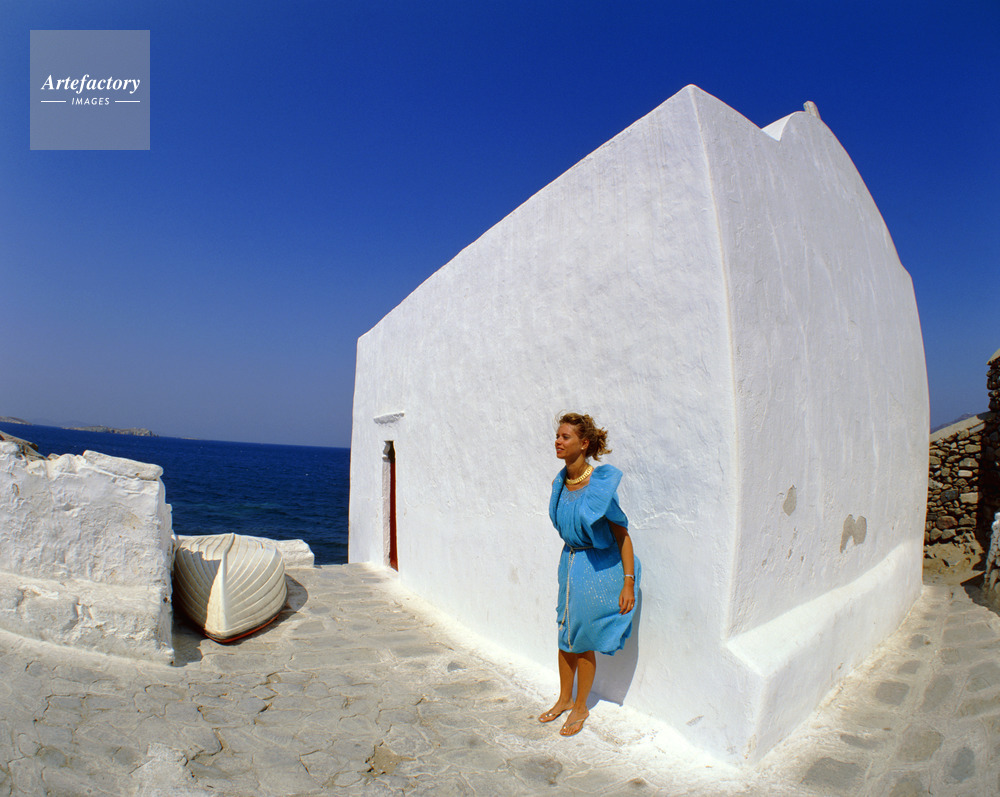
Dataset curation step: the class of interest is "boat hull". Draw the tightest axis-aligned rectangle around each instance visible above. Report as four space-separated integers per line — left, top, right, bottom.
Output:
173 533 287 642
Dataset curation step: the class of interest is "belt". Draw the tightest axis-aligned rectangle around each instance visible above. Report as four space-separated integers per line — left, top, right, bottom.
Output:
563 544 593 553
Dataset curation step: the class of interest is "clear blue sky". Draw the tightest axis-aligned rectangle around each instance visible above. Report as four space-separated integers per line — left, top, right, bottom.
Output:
2 2 997 447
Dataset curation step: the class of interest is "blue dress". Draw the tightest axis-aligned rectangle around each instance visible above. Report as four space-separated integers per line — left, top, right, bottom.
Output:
548 464 641 655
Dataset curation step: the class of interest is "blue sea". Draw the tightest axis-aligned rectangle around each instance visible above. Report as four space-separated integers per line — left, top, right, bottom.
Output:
5 425 349 565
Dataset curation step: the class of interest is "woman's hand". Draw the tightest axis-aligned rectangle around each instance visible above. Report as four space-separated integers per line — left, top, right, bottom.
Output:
610 521 636 615
619 580 635 614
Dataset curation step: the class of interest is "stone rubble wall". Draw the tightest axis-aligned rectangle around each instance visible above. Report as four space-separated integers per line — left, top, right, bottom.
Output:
925 350 1000 578
989 348 1000 413
0 442 174 662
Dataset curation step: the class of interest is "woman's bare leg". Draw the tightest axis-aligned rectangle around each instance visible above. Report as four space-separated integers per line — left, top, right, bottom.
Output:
539 650 578 721
560 651 595 736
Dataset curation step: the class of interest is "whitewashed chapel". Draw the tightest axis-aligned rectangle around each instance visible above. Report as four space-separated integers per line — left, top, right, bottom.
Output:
349 85 928 762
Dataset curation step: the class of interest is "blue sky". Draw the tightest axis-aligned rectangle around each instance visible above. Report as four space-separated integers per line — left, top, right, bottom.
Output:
2 2 997 447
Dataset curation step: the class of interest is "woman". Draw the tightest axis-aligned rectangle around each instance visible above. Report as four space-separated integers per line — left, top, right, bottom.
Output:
539 412 640 737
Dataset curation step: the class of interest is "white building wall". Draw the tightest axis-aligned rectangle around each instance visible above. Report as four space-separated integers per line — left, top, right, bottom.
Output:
690 93 928 756
351 83 740 692
349 85 928 762
716 102 927 632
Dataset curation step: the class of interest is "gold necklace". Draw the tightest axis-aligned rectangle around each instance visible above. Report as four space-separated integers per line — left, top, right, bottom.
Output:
565 464 593 485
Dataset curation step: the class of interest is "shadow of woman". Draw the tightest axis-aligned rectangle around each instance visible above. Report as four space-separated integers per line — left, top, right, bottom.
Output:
591 588 642 707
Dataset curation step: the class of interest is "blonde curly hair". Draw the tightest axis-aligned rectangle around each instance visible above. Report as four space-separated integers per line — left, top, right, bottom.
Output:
557 412 612 461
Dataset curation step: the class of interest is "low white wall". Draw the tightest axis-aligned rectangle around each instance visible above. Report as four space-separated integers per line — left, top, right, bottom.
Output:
0 443 174 661
175 534 316 570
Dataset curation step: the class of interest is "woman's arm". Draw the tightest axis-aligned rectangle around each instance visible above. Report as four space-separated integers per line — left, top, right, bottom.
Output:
610 521 636 615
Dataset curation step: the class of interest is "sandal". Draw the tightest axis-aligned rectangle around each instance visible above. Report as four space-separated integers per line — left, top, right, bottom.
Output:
538 707 568 723
559 712 588 737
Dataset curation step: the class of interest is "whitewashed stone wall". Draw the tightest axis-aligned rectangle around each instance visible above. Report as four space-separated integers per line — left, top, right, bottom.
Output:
349 86 928 762
0 443 174 661
985 512 1000 609
175 534 316 570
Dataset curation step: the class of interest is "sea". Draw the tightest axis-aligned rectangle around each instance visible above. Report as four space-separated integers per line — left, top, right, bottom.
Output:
5 424 350 565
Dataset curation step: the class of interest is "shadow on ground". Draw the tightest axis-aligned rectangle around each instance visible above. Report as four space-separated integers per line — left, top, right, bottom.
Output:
170 573 309 666
961 572 1000 617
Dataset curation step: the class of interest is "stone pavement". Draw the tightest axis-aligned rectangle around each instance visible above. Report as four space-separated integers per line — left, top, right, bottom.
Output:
2 564 1000 796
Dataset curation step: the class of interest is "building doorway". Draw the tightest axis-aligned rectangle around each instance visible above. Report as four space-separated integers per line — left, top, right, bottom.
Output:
383 441 398 570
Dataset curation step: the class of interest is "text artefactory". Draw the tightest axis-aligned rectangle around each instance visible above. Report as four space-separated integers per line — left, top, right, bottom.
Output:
40 74 141 95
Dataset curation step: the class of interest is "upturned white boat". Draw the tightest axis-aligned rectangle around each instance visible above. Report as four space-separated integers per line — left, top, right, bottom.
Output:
173 533 287 642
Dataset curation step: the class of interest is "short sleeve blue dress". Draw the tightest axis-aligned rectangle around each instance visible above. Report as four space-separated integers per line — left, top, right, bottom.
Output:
548 464 641 655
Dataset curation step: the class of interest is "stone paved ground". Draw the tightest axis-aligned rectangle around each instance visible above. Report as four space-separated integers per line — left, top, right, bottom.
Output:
752 577 1000 796
1 564 999 795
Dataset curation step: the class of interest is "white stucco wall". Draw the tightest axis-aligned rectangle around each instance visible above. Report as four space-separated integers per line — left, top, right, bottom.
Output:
0 443 174 661
349 85 928 762
707 104 928 755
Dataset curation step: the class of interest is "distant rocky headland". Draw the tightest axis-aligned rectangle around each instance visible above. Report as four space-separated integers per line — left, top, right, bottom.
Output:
0 417 158 437
69 426 158 437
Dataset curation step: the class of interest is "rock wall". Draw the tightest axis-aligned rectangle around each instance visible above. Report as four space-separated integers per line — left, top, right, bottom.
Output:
990 349 1000 412
0 442 174 661
924 351 1000 580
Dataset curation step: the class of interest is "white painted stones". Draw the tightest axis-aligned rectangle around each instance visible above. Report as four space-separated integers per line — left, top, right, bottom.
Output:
983 513 1000 609
0 442 174 661
176 533 315 571
349 85 928 762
